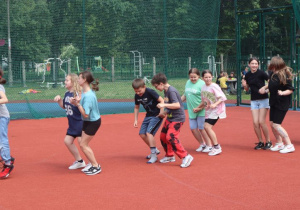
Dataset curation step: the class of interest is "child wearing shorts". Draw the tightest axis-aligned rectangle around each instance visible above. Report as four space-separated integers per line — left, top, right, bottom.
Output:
132 78 165 164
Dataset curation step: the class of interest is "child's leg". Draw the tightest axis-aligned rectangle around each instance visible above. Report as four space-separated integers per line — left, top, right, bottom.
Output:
139 117 152 146
139 134 150 146
199 129 212 146
79 132 98 167
146 117 163 147
160 120 174 156
0 117 12 165
165 121 188 159
64 135 82 161
204 122 218 145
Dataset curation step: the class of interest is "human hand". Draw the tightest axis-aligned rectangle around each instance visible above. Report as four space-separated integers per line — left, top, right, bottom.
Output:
193 107 201 113
54 95 61 102
157 103 164 109
210 103 217 109
157 112 166 118
241 79 247 87
278 90 284 96
258 87 266 94
134 121 138 127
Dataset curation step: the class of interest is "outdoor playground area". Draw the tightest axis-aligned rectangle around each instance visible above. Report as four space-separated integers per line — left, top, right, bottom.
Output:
1 106 300 209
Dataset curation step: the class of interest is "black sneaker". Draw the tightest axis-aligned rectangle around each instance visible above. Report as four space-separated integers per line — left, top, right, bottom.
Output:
263 141 272 150
254 142 264 150
84 165 101 176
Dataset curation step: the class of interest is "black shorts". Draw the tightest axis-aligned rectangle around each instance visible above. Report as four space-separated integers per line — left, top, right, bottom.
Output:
82 118 101 136
205 118 219 126
269 106 287 124
66 133 81 138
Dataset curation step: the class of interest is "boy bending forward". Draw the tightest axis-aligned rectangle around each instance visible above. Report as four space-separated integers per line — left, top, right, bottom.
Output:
151 73 193 168
132 78 165 163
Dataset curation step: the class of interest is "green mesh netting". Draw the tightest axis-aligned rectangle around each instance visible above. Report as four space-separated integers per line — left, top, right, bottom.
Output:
0 0 223 119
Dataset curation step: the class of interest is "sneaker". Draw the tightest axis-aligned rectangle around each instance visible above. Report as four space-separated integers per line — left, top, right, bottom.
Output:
263 141 272 150
279 144 295 154
10 157 15 165
69 160 86 170
196 144 206 152
84 165 102 175
81 163 92 172
180 154 193 168
202 146 213 153
146 149 160 159
0 164 14 179
147 153 157 164
159 156 175 163
208 147 222 156
270 143 284 151
254 142 264 150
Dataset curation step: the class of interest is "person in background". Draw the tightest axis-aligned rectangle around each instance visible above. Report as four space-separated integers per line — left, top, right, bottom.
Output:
242 57 271 150
259 56 295 153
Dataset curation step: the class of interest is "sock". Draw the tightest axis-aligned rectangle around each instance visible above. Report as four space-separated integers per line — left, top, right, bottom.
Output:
77 159 83 163
214 144 219 149
150 147 157 154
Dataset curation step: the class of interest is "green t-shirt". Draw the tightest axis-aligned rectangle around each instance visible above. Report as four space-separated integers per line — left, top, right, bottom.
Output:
184 79 205 119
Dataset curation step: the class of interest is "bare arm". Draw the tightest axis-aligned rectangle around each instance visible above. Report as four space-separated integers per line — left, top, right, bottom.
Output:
157 102 180 110
0 91 8 104
54 95 64 109
278 89 293 96
134 104 139 127
181 94 186 102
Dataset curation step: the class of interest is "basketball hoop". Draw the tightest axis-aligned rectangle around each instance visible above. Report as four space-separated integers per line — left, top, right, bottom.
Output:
0 39 5 46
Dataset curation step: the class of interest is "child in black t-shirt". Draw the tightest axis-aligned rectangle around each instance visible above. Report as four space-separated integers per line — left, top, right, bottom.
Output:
132 78 165 163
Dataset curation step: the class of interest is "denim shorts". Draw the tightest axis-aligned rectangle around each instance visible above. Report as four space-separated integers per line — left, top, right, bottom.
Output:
139 116 163 136
189 116 205 130
250 98 270 110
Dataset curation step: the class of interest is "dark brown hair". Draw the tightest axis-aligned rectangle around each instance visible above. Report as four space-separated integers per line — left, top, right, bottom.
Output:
151 73 167 85
79 71 99 91
268 56 293 85
0 68 6 85
188 68 200 76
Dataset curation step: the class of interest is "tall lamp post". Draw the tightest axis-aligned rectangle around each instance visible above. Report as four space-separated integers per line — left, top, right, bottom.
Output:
7 0 13 86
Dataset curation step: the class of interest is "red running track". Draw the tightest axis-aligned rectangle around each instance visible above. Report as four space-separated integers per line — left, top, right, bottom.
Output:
1 106 300 209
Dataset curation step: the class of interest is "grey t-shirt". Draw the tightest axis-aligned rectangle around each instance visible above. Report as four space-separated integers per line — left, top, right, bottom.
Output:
164 86 185 122
0 85 10 118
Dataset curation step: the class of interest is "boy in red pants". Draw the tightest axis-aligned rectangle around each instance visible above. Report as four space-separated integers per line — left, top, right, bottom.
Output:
151 73 193 168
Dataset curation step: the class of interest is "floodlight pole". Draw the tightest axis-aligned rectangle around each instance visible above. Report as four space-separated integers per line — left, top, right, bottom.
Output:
7 0 13 86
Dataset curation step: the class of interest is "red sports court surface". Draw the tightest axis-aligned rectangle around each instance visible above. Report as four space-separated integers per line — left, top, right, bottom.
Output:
1 106 299 209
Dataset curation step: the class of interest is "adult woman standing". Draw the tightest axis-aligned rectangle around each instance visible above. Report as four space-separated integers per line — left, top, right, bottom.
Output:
242 57 271 150
259 56 295 153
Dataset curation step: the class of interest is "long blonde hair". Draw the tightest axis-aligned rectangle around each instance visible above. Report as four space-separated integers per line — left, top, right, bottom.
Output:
68 73 81 95
268 56 293 85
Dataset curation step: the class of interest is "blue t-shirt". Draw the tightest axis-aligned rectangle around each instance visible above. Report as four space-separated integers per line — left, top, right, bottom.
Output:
134 88 160 117
80 89 101 121
63 91 83 135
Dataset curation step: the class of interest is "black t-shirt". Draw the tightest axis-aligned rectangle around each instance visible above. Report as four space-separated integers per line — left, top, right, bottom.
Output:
269 73 294 111
245 69 269 100
135 88 160 117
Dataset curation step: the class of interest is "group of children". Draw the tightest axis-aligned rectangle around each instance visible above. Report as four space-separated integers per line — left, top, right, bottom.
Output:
133 69 227 168
0 55 295 178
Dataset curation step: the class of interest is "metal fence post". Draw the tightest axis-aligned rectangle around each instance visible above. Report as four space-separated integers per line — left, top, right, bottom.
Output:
22 61 26 87
111 56 115 82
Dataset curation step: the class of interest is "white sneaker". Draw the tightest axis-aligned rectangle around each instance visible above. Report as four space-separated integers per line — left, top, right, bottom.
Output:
69 160 86 170
196 144 206 152
147 153 157 164
180 154 193 168
208 146 222 156
270 143 284 151
279 144 295 154
202 146 213 153
159 156 175 163
84 165 102 176
81 162 92 172
146 149 160 159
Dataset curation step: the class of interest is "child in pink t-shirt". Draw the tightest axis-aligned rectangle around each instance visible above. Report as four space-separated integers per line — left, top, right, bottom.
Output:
195 70 227 156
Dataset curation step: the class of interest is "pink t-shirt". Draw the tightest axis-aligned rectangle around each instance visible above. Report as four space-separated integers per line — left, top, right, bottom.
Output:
201 83 227 119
